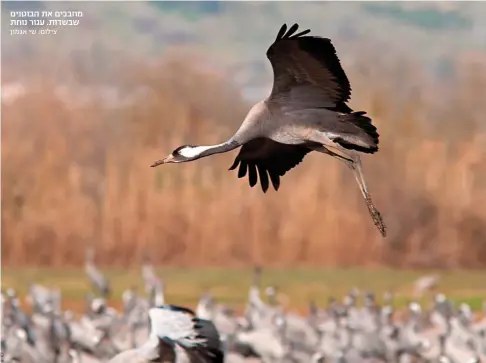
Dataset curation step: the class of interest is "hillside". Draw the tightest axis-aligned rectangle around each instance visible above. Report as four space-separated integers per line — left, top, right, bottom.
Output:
3 1 486 100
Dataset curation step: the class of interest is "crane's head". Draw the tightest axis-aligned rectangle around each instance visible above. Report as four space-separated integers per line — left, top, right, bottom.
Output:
151 145 204 166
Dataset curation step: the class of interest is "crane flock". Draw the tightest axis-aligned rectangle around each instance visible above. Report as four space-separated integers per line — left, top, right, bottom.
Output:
2 254 485 363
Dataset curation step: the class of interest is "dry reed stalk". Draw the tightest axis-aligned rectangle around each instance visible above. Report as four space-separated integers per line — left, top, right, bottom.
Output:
2 56 485 268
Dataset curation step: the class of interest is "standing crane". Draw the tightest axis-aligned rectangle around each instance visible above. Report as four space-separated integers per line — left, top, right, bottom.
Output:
85 246 111 298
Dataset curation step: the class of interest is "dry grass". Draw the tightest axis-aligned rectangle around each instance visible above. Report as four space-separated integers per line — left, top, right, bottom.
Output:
2 53 486 268
2 267 485 313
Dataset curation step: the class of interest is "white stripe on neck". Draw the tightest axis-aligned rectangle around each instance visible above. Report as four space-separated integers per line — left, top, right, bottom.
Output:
179 146 213 158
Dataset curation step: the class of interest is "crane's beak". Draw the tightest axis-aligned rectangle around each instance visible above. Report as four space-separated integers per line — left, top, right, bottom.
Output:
150 155 173 167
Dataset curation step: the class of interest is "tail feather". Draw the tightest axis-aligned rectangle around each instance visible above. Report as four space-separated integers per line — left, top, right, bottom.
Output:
333 111 379 154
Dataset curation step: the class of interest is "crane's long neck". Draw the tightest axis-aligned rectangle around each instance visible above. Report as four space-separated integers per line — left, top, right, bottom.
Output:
182 140 240 159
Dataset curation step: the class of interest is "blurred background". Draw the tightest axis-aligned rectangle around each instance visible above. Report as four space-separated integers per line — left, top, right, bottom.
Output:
1 1 486 309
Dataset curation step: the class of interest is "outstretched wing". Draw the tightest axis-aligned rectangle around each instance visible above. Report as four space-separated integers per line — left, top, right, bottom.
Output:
266 23 352 112
149 305 204 346
179 318 224 363
228 138 314 193
148 305 223 363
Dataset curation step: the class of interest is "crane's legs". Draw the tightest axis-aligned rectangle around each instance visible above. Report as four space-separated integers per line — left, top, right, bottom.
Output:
312 143 387 237
347 154 387 237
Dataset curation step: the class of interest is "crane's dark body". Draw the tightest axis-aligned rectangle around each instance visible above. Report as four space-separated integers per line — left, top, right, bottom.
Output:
152 23 387 237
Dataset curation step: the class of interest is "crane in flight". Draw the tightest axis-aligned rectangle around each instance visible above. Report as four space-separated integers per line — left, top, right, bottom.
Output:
151 23 387 237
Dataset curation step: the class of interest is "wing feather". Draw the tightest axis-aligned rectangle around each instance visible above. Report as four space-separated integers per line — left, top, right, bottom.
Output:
229 138 313 192
284 23 299 38
257 165 269 193
267 167 280 191
237 161 248 178
266 23 351 110
148 305 223 362
290 29 311 38
275 23 287 40
149 306 199 343
248 164 258 187
176 318 223 363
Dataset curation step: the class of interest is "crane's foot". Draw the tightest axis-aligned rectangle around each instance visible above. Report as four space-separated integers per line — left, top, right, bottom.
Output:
365 197 387 237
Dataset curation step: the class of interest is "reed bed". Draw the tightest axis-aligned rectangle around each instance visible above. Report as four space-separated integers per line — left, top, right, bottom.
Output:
2 54 486 268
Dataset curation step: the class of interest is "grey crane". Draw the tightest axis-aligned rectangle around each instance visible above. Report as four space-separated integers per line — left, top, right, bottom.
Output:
413 273 440 298
85 246 111 298
108 304 224 363
141 253 160 296
151 23 386 236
